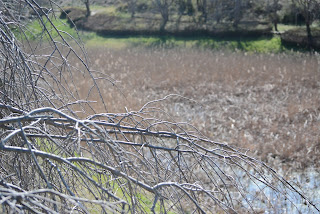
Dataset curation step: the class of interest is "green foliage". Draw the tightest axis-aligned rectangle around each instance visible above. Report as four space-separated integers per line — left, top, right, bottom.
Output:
89 174 173 213
85 34 286 53
14 16 100 44
235 36 284 53
17 17 79 41
277 24 304 32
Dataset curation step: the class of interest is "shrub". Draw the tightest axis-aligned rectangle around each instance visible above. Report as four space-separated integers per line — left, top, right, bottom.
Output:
281 27 320 50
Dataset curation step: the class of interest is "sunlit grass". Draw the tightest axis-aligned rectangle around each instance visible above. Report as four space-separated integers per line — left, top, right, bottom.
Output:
81 169 174 213
90 5 118 15
276 24 304 32
238 36 283 52
17 17 80 41
35 137 172 212
90 5 131 18
85 34 286 53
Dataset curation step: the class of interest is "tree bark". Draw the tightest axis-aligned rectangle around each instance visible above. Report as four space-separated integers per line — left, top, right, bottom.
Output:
128 0 136 18
155 0 170 32
306 20 313 50
160 14 168 32
84 0 90 17
274 21 278 32
197 0 207 22
304 2 313 50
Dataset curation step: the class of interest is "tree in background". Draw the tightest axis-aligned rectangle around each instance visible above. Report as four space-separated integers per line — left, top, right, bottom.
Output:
207 0 226 24
123 0 138 18
153 0 174 31
197 0 207 23
175 0 194 29
266 0 283 31
177 0 194 16
292 0 320 49
82 0 90 17
233 0 242 27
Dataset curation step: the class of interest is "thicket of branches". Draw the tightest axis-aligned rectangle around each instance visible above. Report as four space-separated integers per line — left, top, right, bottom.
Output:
0 0 319 213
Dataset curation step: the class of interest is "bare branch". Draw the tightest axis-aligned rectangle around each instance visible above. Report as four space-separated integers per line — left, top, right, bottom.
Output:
0 1 319 213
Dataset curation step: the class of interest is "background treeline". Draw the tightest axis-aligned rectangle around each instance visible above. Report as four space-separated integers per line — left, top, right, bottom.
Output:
56 0 320 49
45 1 318 29
22 0 320 49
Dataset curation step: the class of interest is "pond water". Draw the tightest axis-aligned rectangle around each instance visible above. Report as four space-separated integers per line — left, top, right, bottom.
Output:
244 168 320 213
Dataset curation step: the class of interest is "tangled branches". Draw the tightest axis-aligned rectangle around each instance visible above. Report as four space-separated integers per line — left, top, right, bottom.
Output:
0 0 319 213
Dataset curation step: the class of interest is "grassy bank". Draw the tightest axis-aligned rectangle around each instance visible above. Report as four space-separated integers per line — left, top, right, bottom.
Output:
85 34 284 53
21 16 291 53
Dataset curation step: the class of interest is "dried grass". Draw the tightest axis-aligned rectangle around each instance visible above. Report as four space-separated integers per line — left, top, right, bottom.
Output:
84 47 320 169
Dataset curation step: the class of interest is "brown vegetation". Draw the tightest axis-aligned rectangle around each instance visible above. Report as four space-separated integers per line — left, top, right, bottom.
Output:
82 47 320 170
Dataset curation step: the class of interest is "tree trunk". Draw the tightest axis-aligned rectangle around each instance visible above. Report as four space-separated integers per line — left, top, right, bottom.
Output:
306 21 313 50
197 0 207 22
84 0 90 17
273 12 279 31
304 4 313 50
274 21 278 32
129 0 136 18
202 0 207 23
187 0 193 16
176 14 182 30
233 0 242 28
160 15 168 32
159 1 169 32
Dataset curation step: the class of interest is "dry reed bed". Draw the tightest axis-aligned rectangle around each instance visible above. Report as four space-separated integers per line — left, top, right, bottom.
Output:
82 47 320 170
